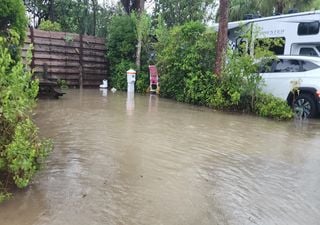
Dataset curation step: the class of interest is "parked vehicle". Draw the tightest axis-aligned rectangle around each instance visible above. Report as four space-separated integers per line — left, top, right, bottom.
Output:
260 55 320 118
216 10 320 56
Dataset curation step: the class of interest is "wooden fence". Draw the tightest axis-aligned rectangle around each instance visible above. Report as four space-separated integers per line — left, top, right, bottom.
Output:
22 28 108 87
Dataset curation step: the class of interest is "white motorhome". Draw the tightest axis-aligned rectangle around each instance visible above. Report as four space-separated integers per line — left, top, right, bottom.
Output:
224 11 320 56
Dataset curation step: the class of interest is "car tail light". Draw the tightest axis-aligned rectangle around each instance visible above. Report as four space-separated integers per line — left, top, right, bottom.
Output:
317 90 320 97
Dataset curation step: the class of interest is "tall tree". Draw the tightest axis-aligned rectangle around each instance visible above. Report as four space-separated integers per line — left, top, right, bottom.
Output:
214 0 229 77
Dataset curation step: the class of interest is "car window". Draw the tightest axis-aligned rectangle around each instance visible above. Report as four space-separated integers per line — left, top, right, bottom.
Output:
274 59 300 72
259 59 273 73
301 60 319 71
299 48 318 56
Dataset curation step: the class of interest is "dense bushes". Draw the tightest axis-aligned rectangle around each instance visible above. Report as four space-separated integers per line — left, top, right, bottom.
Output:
156 21 293 120
0 34 52 202
156 21 217 101
0 2 51 202
107 14 151 92
0 0 27 44
107 15 136 91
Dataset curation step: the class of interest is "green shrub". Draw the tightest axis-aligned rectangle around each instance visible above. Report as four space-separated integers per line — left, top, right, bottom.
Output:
110 60 135 91
156 21 216 101
136 71 149 93
210 54 262 111
0 0 27 44
107 15 136 66
155 21 293 120
255 93 294 120
39 20 62 32
0 34 52 202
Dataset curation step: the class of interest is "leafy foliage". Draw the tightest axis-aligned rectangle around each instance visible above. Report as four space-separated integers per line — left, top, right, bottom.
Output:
0 0 27 44
156 21 293 120
107 14 151 93
107 15 136 90
153 0 216 27
156 21 216 101
110 60 135 91
255 93 294 120
0 33 52 202
24 0 115 37
38 20 62 31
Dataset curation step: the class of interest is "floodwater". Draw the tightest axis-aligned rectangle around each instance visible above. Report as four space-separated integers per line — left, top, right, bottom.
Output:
1 89 320 225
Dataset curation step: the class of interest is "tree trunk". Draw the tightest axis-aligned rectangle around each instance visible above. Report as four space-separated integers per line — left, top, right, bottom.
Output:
121 0 131 14
214 0 229 78
92 0 97 36
136 38 142 71
48 0 55 21
276 0 285 14
139 0 145 12
135 1 144 72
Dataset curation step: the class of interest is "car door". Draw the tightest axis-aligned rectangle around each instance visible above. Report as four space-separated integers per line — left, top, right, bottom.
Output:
261 58 301 99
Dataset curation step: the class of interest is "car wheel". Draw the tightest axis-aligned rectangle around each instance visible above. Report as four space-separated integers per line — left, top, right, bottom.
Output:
293 93 317 119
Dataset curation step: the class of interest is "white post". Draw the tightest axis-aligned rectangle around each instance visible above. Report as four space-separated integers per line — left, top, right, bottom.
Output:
127 69 136 93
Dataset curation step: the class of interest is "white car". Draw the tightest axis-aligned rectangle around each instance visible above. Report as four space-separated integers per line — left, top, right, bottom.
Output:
260 55 320 118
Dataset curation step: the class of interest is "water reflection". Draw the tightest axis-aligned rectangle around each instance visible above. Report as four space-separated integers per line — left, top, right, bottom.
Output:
0 89 320 225
148 94 158 113
100 88 108 97
126 91 135 116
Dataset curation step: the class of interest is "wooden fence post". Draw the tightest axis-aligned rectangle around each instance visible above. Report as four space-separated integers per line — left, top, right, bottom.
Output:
79 34 84 88
30 27 35 71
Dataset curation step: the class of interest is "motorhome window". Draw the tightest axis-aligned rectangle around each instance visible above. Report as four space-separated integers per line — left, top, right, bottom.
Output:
299 48 318 56
298 22 319 35
274 59 300 72
316 45 320 52
301 60 319 71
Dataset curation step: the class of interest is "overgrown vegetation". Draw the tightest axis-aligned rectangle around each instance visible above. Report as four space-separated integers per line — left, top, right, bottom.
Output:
38 20 62 32
107 13 152 92
0 0 52 203
155 21 293 120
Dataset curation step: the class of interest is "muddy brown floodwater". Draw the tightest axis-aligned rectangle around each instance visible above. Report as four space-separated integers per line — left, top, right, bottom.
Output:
1 89 320 225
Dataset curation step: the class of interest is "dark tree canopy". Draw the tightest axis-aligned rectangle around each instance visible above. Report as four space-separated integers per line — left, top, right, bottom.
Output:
153 0 216 27
0 0 27 42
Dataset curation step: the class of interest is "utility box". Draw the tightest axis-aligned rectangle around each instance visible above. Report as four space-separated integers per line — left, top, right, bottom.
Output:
127 69 136 92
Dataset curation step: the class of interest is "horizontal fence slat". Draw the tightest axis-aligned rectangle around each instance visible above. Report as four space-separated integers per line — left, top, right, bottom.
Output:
83 49 106 57
33 44 80 54
33 37 81 48
82 56 106 63
34 59 80 67
84 74 107 80
34 66 80 74
33 52 80 61
83 68 107 74
83 62 107 68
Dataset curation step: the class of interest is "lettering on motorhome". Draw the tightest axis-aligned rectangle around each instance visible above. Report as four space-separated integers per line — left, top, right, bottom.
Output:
261 29 285 36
